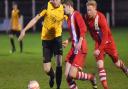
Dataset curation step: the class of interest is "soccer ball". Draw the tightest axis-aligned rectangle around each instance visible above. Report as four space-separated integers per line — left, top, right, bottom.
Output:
28 80 40 89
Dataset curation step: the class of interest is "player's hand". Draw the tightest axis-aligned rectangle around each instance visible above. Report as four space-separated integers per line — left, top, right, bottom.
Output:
73 42 81 54
18 30 26 41
75 42 82 51
62 40 68 48
94 49 100 56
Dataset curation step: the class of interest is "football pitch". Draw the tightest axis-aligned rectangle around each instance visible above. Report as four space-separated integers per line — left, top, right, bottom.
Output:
0 27 128 89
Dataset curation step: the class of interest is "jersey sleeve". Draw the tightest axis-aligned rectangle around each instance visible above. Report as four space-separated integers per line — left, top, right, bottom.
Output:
98 14 109 51
39 9 47 17
74 12 87 37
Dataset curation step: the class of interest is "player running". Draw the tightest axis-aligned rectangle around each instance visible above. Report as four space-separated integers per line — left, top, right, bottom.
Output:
84 0 128 89
18 0 64 89
62 1 97 89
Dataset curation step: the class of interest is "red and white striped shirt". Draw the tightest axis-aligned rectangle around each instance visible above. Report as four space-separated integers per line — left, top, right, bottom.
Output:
67 11 87 53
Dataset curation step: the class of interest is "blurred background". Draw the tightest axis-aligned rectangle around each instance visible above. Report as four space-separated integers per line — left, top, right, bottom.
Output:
0 0 128 32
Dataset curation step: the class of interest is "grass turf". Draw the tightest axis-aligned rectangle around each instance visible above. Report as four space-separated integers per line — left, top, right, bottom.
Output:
0 27 128 89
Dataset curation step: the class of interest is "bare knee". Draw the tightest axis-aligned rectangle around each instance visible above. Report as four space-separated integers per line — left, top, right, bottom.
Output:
43 63 51 73
69 66 78 78
69 72 76 78
97 60 104 68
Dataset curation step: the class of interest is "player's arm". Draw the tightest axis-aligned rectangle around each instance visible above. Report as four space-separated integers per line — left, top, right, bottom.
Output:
75 12 87 38
98 14 109 52
18 10 47 41
23 9 46 32
74 12 87 50
23 15 41 31
18 15 41 41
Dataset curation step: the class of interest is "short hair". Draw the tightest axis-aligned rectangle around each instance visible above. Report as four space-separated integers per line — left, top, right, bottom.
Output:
86 0 97 8
63 0 73 7
28 80 40 89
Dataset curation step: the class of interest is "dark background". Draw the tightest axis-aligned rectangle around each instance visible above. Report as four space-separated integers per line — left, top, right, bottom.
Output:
0 0 128 29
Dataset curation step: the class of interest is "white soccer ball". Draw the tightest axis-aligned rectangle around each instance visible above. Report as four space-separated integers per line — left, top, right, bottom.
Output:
28 80 40 89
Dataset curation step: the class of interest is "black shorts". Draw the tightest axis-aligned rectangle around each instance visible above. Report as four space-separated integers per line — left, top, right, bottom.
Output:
9 30 21 37
42 36 63 63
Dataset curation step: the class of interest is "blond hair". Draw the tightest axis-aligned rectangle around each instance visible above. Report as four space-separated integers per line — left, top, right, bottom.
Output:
86 0 97 8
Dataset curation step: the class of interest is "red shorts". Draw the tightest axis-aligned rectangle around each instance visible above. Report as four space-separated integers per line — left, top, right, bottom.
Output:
66 48 86 70
95 42 118 63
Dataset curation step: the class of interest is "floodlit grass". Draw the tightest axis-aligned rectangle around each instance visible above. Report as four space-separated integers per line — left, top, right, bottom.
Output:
0 27 128 89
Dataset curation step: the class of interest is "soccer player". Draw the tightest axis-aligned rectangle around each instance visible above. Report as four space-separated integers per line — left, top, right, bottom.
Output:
18 0 64 89
84 0 128 89
9 2 23 53
62 1 97 89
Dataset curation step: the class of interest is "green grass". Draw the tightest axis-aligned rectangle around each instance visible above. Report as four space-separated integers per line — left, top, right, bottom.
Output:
0 27 128 89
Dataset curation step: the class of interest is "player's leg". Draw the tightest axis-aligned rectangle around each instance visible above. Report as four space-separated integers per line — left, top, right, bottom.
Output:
43 63 54 87
54 36 63 89
9 30 16 53
42 40 55 88
106 45 128 77
115 59 128 76
55 55 62 89
69 65 97 89
96 59 108 89
95 43 108 89
69 52 97 89
65 62 78 89
16 31 23 53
